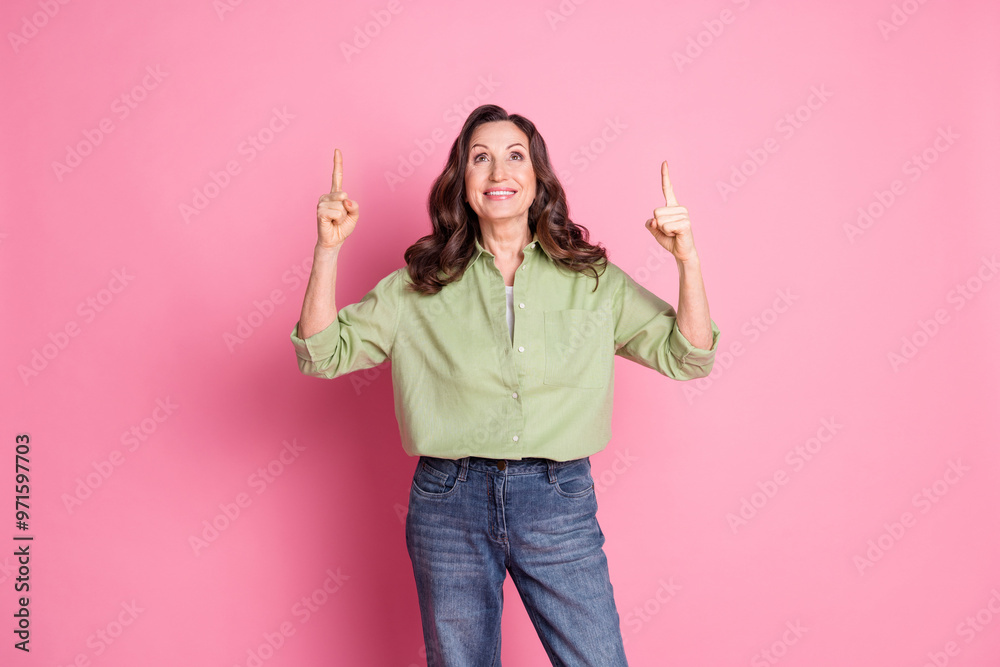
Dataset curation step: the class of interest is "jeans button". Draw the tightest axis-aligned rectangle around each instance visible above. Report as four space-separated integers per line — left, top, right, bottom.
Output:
496 460 506 471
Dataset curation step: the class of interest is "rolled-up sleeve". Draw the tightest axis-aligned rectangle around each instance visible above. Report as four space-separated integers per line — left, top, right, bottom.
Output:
612 267 720 380
289 268 403 379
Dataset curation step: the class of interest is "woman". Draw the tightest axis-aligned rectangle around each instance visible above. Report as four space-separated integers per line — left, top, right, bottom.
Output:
291 104 719 666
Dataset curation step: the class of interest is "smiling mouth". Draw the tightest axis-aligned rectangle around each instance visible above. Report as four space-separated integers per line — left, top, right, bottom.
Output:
484 189 517 199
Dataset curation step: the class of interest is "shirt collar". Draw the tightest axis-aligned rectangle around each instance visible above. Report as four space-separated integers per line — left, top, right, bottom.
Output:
473 231 547 263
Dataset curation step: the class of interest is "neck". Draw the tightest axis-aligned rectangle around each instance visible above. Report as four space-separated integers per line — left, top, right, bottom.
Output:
479 219 532 259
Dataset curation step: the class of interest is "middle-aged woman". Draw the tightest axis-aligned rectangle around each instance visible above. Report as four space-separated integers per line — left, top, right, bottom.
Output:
291 104 719 666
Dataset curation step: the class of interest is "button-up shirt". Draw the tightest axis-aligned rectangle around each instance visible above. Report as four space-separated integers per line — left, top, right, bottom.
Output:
290 234 720 461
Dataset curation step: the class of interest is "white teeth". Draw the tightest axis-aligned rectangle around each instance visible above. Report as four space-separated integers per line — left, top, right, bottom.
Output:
487 190 515 195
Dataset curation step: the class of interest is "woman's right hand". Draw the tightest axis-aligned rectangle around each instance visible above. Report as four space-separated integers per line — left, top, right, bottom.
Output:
316 148 360 250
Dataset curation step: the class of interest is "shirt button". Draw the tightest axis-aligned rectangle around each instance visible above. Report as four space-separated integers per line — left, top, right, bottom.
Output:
518 346 525 352
518 302 525 309
512 392 518 399
520 265 526 270
512 435 519 442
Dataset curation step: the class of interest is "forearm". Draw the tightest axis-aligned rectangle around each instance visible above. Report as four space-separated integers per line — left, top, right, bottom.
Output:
675 256 713 350
297 244 342 339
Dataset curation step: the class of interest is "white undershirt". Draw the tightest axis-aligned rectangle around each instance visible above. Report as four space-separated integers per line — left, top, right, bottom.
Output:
505 285 514 341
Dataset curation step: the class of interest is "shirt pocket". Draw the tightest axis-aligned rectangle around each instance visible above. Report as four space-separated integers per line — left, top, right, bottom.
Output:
543 309 613 388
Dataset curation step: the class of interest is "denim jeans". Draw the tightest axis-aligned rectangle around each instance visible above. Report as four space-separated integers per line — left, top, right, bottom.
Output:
405 455 629 666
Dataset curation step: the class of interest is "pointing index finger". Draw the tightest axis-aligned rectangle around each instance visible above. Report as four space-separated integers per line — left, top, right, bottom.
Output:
661 160 678 207
332 148 343 193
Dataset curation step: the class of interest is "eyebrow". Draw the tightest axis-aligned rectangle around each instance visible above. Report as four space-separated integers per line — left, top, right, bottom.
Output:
471 143 526 151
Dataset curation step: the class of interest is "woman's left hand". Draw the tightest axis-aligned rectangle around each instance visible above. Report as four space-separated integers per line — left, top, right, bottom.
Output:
646 160 698 263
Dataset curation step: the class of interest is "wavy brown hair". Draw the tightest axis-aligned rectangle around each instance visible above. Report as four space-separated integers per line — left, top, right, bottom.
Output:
403 104 608 294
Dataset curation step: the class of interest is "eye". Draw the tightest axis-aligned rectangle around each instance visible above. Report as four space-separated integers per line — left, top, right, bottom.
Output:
510 151 524 160
474 153 489 162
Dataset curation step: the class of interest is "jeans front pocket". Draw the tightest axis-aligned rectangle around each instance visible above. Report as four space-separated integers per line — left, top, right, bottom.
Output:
553 458 595 499
411 457 462 498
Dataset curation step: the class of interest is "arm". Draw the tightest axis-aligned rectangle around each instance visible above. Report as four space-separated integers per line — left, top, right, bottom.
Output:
291 148 399 379
613 262 718 381
646 160 714 350
675 256 713 350
297 244 341 339
295 147 359 339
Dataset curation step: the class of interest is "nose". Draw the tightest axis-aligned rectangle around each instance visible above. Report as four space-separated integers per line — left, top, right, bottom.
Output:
489 159 508 181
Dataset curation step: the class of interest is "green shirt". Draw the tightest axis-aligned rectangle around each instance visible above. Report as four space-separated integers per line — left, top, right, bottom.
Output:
290 234 720 461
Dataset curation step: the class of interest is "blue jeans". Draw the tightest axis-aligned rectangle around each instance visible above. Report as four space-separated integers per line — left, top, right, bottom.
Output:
405 455 629 666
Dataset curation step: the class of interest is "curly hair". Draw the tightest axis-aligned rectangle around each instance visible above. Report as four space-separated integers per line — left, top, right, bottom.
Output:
403 104 608 294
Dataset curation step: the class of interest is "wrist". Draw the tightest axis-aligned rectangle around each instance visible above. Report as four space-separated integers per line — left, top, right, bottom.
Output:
314 242 343 257
675 252 701 270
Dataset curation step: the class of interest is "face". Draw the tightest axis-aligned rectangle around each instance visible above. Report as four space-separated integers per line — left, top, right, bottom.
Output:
464 121 536 230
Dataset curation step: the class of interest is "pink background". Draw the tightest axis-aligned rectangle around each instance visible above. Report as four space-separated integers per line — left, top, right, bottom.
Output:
4 0 1000 665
